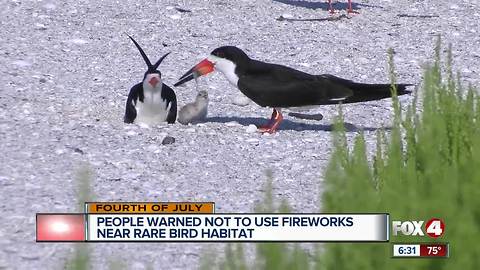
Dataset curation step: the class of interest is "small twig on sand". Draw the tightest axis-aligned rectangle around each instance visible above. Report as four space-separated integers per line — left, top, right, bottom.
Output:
288 112 324 121
276 14 351 22
175 7 192 13
397 14 439 18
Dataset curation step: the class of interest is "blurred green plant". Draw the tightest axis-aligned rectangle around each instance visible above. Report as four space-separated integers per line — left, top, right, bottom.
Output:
65 163 94 270
64 165 131 269
200 170 313 270
321 37 480 270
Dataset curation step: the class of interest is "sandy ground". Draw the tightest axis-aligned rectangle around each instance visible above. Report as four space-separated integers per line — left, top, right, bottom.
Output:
0 0 479 269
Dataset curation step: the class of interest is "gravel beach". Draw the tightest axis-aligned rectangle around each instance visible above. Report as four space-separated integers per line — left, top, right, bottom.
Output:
1 0 479 269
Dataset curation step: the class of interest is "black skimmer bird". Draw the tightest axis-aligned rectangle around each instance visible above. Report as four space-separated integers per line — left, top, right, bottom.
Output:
174 46 411 133
124 35 177 125
328 0 358 14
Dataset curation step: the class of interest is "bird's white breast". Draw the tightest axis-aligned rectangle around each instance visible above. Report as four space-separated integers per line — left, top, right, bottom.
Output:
135 83 170 125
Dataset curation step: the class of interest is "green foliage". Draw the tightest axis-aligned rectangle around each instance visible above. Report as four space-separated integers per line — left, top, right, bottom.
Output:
65 164 94 270
66 245 90 270
202 171 314 270
321 37 480 270
65 165 129 270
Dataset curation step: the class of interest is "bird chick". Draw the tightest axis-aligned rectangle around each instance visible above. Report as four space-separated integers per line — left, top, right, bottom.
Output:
178 90 209 125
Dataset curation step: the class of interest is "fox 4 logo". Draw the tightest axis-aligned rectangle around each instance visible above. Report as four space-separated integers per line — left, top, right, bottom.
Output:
392 218 445 238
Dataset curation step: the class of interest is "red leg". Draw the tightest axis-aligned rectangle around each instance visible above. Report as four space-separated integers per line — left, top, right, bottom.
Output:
328 0 335 14
258 108 283 133
258 110 276 129
268 109 283 133
347 0 359 14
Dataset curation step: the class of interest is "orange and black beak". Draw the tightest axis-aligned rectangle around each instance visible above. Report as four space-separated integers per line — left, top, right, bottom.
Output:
174 59 215 87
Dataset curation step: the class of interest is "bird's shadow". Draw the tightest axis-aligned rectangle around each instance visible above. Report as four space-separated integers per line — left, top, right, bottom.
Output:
272 0 383 12
206 116 388 132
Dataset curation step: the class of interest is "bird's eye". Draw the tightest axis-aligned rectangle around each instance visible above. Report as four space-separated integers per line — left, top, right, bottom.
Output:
217 52 224 58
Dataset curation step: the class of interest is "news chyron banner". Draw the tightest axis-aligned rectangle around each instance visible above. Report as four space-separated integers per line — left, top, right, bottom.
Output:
87 214 388 242
36 202 389 242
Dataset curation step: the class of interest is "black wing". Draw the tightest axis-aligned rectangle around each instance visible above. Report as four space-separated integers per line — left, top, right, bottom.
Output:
124 83 143 123
238 60 410 107
161 84 177 124
238 61 353 107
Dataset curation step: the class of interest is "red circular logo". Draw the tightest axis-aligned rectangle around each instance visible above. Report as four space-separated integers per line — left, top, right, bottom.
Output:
425 218 445 238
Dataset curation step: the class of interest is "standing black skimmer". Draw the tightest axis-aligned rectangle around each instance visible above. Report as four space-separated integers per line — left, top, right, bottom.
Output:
174 46 411 133
124 35 177 125
328 0 358 14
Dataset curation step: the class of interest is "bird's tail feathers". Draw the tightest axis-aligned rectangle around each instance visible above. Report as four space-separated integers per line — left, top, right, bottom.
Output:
345 82 412 103
318 74 412 103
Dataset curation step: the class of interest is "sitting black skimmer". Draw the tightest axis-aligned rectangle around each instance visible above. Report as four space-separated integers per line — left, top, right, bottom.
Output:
124 35 177 125
174 46 411 133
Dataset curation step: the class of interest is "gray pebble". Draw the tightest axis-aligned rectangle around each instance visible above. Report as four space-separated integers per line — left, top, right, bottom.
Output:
161 136 175 145
232 94 250 106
